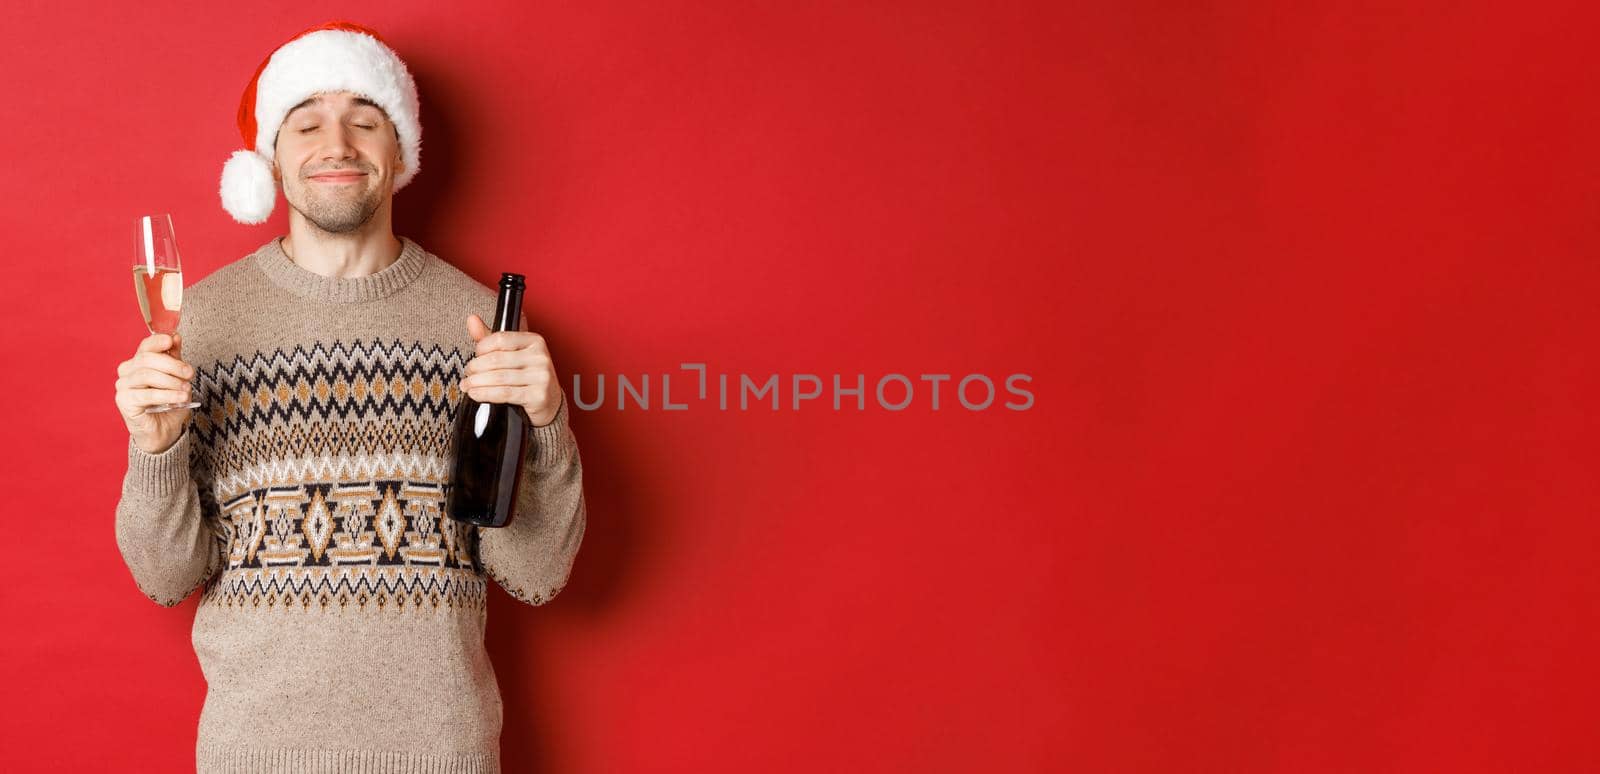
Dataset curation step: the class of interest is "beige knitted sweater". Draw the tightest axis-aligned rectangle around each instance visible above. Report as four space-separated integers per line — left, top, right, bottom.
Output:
113 236 586 773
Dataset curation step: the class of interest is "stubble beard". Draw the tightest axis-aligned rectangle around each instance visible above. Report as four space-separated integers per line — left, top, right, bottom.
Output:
287 178 382 234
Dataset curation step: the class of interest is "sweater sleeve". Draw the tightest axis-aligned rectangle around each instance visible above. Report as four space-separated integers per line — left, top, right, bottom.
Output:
113 424 225 607
476 394 587 606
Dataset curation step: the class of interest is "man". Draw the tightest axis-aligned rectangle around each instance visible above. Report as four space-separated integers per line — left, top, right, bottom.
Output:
111 21 585 773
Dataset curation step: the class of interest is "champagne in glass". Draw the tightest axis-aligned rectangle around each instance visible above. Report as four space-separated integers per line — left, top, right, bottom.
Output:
133 213 200 412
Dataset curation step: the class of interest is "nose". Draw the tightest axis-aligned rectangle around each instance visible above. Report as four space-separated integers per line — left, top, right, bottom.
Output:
319 123 357 163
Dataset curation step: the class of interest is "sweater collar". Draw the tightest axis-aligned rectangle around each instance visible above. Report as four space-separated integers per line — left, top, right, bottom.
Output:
254 235 429 303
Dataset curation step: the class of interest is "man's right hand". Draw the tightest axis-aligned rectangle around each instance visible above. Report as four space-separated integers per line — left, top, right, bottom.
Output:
116 333 196 455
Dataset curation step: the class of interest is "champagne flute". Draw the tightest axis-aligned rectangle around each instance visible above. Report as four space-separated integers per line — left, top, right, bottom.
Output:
133 213 200 412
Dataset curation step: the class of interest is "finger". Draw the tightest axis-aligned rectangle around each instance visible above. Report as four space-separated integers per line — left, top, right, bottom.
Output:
463 367 547 390
131 351 196 380
137 333 176 353
131 352 194 381
463 349 544 377
466 314 491 343
127 387 193 408
474 330 545 356
463 384 526 405
120 367 190 391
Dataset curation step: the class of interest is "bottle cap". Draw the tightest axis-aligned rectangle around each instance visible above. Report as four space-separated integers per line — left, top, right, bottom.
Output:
499 272 525 288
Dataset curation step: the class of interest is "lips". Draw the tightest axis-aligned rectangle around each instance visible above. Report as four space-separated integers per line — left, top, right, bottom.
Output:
310 171 367 184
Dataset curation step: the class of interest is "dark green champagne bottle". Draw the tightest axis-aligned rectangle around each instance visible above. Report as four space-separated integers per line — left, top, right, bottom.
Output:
445 273 530 528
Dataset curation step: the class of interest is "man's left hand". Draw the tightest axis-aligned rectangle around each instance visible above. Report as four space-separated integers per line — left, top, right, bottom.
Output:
460 314 564 427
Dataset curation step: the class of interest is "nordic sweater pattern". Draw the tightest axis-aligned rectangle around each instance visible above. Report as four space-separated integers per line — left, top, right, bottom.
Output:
113 236 586 773
198 337 486 612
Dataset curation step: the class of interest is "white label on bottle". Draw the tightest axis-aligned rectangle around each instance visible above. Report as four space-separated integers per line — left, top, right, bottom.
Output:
474 402 491 438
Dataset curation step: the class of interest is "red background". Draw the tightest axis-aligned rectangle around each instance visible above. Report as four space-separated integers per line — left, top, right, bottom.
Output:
2 1 1596 771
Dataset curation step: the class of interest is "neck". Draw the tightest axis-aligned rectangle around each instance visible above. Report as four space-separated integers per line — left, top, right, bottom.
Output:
281 204 403 279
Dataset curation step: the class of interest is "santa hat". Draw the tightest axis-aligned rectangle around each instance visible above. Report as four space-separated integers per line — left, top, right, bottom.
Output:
219 20 422 224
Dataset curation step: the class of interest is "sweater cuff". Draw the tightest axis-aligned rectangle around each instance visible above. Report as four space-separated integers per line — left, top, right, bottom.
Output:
126 425 194 495
528 393 577 468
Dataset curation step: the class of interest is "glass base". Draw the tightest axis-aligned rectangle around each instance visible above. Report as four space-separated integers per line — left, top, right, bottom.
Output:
145 400 201 413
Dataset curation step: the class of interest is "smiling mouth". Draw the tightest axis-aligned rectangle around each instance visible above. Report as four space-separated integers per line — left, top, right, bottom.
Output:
310 173 367 184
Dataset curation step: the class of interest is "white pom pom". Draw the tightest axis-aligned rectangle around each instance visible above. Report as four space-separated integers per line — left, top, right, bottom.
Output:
219 150 277 224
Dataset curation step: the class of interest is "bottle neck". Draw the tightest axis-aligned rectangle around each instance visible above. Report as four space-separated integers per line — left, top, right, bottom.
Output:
493 284 524 332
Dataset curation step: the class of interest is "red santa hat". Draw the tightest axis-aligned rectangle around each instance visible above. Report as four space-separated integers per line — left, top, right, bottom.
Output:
219 20 422 224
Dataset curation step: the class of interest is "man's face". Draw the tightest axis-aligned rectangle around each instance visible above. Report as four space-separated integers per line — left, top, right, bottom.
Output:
273 91 404 233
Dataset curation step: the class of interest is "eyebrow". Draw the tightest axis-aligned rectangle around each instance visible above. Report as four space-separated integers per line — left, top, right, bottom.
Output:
286 95 386 120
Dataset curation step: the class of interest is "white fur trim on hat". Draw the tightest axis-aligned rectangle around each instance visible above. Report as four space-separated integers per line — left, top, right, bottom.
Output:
218 27 421 225
219 150 277 224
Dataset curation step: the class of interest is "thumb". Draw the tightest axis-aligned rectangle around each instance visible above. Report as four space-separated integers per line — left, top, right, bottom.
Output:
466 314 491 343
